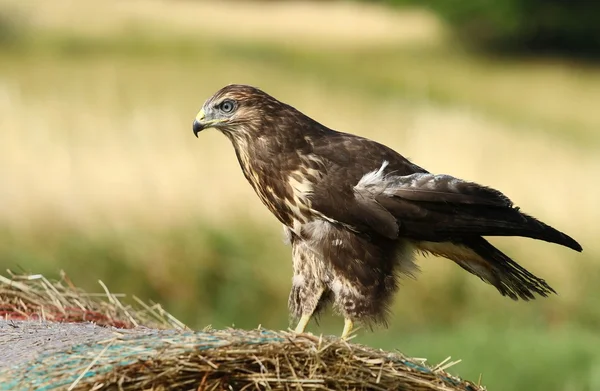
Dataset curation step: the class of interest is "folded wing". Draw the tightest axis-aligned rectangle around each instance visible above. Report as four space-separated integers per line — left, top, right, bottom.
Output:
353 164 581 251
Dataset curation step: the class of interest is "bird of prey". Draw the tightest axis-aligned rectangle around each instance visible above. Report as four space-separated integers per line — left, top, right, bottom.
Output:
192 84 582 339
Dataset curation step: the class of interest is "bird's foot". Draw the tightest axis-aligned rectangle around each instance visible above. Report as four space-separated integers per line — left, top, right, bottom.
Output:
341 318 353 340
293 314 311 334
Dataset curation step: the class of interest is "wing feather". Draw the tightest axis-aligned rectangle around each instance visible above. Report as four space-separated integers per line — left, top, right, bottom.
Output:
365 172 581 251
381 173 512 207
306 132 581 252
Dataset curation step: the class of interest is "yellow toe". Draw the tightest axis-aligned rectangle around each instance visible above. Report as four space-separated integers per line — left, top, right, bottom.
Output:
341 318 353 339
294 314 311 334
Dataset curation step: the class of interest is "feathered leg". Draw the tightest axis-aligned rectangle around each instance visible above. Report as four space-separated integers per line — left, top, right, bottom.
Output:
327 237 416 337
289 240 331 334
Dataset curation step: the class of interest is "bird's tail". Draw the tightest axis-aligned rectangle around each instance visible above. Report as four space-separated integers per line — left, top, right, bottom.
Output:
416 238 557 300
475 209 582 252
416 204 583 252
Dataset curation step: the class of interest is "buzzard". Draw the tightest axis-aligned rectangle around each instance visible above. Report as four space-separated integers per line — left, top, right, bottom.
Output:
192 84 582 339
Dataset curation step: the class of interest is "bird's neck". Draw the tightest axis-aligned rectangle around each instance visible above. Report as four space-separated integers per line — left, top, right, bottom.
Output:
226 127 316 228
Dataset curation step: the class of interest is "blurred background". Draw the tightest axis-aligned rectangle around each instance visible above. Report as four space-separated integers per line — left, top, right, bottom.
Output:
1 0 599 389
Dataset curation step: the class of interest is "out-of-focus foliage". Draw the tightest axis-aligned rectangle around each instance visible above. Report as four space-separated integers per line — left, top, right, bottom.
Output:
0 5 26 48
385 0 600 56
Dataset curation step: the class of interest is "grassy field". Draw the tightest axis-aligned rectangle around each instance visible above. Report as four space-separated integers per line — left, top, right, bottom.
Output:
1 1 599 389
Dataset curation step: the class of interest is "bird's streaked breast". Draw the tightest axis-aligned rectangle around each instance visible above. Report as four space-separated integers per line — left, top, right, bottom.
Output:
234 138 325 230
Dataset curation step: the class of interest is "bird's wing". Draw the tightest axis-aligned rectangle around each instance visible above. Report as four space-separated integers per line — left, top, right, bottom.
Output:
369 170 580 250
307 133 582 251
307 132 426 240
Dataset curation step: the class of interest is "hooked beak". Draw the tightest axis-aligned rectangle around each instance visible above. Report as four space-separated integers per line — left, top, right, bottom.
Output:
193 109 207 138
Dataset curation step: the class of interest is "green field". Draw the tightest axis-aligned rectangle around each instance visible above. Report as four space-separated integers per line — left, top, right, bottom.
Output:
1 1 599 389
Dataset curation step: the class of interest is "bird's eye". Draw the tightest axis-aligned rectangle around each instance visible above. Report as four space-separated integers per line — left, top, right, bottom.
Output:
220 99 235 113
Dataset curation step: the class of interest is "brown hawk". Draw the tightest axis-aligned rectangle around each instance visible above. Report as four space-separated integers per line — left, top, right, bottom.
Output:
192 84 582 339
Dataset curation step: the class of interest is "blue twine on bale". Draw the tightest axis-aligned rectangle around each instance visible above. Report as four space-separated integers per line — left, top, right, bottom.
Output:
392 355 471 389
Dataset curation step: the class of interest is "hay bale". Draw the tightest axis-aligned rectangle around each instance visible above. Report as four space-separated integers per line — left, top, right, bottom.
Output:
0 271 182 329
0 272 486 391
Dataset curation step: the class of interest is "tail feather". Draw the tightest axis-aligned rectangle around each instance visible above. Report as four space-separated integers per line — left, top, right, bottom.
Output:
396 201 583 252
453 208 582 252
416 238 557 300
460 237 556 300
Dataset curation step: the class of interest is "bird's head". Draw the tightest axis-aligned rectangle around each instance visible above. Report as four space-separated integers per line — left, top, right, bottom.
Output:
193 84 289 139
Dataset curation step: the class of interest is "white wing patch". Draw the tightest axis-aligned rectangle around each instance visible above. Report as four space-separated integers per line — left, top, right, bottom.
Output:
383 173 461 195
355 163 466 201
355 160 389 189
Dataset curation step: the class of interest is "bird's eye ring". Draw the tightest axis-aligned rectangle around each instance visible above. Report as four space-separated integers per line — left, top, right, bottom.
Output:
220 99 235 113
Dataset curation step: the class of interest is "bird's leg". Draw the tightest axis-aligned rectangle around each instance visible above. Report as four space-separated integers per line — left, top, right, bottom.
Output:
341 318 354 339
294 314 311 334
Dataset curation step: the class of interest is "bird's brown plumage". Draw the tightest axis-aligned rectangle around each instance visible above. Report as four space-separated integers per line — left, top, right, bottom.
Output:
192 84 582 334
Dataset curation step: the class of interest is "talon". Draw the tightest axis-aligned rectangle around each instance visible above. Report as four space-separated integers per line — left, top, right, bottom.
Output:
341 318 353 339
294 314 311 334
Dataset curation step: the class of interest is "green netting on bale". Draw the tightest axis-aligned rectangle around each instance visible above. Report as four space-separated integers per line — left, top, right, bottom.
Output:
1 327 483 391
